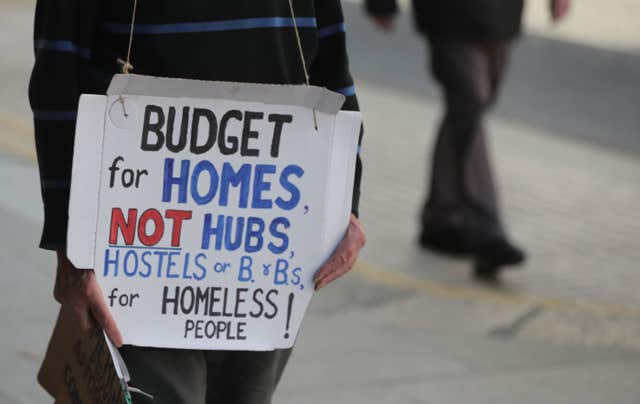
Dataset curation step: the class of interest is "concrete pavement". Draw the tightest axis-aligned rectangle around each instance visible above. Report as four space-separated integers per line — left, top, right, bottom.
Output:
349 78 640 349
1 1 640 403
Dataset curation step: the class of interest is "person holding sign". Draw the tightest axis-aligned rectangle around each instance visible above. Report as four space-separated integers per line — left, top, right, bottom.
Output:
30 0 365 403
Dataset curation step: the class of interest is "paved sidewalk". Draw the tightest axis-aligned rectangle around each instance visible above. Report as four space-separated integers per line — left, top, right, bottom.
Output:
352 79 640 348
356 79 640 307
277 289 640 404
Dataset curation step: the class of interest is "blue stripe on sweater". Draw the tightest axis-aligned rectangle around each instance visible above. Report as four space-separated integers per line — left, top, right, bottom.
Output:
33 110 77 121
42 179 71 189
318 22 346 39
103 17 318 35
35 39 91 59
334 85 356 97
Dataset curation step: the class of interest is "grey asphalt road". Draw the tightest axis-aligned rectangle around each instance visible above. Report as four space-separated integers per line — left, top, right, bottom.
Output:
1 2 640 404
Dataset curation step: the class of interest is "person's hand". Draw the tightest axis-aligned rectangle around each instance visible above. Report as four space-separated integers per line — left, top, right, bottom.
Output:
54 250 124 347
372 15 394 31
314 214 366 290
550 0 571 22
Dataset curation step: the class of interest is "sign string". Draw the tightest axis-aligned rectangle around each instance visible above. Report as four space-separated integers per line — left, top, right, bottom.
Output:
115 0 318 129
116 0 138 117
117 0 137 75
287 0 318 130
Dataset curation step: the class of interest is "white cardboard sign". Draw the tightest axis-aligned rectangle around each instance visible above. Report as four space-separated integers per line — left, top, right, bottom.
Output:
67 74 361 351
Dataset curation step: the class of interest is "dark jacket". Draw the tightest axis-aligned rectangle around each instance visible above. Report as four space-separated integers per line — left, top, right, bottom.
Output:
366 0 524 41
30 0 362 250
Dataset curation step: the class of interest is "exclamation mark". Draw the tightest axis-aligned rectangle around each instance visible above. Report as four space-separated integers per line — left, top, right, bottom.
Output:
284 293 294 338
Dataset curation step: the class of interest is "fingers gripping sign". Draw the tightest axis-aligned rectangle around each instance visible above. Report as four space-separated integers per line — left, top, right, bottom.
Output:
314 215 366 290
55 251 124 347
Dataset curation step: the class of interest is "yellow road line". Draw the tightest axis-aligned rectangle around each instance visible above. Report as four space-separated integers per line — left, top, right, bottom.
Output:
354 260 640 318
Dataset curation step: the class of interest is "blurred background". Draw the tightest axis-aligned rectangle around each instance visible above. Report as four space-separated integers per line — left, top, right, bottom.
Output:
1 0 639 403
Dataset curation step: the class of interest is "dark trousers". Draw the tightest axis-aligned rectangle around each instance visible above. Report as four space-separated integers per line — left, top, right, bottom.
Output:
423 38 511 240
120 346 292 404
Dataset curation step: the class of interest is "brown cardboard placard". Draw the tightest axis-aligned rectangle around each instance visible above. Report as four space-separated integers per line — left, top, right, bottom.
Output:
38 310 128 404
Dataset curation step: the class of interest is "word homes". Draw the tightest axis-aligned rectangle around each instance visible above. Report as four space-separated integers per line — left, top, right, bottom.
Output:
141 105 293 158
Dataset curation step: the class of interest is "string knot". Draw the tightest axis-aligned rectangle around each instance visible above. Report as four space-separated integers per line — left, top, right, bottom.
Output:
117 58 134 74
287 0 318 130
118 0 138 75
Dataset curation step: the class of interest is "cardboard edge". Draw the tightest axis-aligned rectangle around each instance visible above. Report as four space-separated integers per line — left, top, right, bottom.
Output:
37 310 63 399
324 111 362 250
336 111 362 223
107 74 346 114
67 94 107 269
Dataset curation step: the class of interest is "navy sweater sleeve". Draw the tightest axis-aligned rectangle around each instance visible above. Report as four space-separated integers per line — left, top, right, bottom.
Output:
29 0 102 250
311 0 363 217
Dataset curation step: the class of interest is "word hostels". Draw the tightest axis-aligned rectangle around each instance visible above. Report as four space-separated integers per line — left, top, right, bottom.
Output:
103 248 208 280
141 105 293 157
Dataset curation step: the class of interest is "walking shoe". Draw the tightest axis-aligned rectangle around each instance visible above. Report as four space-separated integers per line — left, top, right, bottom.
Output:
418 223 472 256
472 239 526 281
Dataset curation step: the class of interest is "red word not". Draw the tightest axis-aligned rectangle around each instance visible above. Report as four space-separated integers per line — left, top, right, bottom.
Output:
109 208 192 247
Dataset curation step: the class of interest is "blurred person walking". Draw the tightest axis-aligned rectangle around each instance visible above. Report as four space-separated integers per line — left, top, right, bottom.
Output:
366 0 570 279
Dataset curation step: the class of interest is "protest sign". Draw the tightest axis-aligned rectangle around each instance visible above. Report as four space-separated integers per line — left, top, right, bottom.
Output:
67 74 361 350
38 311 130 404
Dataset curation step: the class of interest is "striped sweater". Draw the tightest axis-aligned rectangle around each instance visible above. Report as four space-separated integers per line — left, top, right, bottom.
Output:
29 0 363 250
